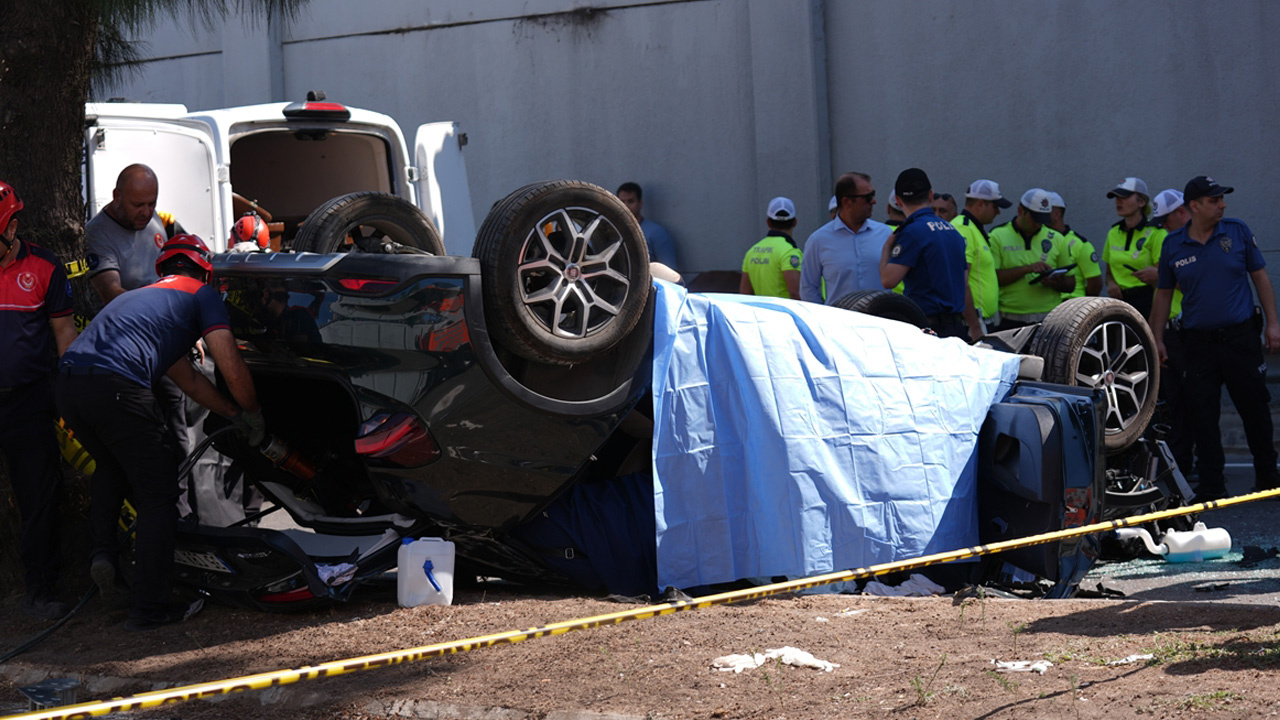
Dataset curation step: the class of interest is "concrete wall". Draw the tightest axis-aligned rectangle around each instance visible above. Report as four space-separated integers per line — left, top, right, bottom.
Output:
98 0 1280 285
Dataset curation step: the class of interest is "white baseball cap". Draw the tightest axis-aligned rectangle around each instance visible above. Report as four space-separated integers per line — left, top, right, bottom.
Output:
1045 191 1066 209
1020 188 1054 223
965 179 1013 208
1106 177 1149 199
1151 189 1185 219
767 196 796 221
828 195 838 212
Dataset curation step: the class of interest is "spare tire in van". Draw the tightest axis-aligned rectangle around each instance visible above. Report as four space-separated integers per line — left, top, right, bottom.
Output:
293 192 445 255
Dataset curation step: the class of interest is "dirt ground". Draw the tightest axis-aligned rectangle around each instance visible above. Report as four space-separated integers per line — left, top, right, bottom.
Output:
3 576 1280 720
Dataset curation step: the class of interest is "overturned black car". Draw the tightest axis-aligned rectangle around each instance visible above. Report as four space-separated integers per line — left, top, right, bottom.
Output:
175 181 1187 610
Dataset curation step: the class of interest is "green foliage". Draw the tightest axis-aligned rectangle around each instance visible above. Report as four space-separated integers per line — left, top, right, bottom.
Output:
985 670 1019 693
89 0 311 94
1006 620 1028 652
1180 690 1240 710
1144 632 1280 668
909 653 947 707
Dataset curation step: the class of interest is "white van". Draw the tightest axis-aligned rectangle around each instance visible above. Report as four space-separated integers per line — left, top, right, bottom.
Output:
83 93 476 255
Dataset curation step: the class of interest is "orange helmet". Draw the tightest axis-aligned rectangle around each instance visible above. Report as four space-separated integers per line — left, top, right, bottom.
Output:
155 233 213 276
231 212 270 250
0 181 23 230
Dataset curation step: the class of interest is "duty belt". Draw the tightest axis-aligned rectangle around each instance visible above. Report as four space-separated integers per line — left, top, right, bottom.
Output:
1179 317 1255 342
926 312 966 325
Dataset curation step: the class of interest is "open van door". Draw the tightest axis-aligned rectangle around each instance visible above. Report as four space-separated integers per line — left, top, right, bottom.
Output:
85 105 225 250
414 122 477 256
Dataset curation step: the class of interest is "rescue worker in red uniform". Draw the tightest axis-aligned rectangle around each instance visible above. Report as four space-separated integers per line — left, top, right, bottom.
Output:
0 181 79 619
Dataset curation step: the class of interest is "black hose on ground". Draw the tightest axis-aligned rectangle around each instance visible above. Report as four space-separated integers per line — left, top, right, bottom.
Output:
0 425 241 662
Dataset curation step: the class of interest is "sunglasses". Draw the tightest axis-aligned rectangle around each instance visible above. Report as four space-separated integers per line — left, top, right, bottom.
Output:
844 191 876 202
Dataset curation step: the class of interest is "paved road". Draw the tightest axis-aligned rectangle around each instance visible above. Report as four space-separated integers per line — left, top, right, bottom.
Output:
1084 464 1280 605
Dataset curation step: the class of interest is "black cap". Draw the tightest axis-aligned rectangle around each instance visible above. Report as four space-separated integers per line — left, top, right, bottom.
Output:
895 167 932 203
1183 175 1234 202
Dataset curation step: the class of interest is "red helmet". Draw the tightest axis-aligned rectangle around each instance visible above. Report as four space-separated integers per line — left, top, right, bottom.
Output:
155 234 213 276
231 212 269 250
0 181 23 230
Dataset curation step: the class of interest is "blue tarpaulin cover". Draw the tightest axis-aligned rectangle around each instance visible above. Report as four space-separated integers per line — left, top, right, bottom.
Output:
651 281 1022 590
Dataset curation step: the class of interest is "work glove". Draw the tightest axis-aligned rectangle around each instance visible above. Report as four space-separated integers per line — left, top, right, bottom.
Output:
230 409 266 447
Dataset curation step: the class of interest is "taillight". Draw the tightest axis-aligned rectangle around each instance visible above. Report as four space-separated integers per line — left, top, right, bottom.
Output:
337 277 399 294
282 101 351 121
355 412 440 467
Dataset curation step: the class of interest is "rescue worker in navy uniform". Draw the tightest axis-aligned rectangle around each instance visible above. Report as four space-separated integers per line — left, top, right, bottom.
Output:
878 168 976 340
1150 177 1280 501
0 181 79 619
55 235 266 631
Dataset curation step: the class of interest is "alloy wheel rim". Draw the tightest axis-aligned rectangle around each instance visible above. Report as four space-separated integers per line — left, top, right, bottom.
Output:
1073 319 1151 435
517 207 632 339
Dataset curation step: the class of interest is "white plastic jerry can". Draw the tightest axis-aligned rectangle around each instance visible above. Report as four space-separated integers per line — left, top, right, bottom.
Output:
397 537 455 607
1161 522 1231 563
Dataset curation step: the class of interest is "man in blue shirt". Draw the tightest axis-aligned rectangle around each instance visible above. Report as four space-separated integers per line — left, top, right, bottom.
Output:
879 168 975 339
616 182 676 269
56 235 265 631
800 172 893 304
1150 176 1280 500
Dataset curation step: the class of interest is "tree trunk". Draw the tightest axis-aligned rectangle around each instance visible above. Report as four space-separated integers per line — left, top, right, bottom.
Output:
0 1 99 598
0 0 98 266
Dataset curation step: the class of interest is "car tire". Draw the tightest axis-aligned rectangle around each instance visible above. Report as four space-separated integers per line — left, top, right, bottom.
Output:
1029 297 1159 455
472 180 651 365
831 290 930 329
293 191 445 255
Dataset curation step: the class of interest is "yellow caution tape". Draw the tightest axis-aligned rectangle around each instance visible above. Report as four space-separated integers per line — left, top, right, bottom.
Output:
6 486 1276 720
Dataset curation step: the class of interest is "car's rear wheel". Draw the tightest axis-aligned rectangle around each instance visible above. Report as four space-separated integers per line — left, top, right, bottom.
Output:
831 290 930 329
473 180 651 365
293 192 445 255
1029 297 1159 454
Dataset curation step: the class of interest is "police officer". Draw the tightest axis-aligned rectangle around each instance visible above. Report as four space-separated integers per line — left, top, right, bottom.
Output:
1150 176 1280 500
988 189 1075 330
1045 192 1102 299
1101 177 1160 317
56 235 265 631
740 197 802 299
885 196 906 229
931 192 958 222
879 168 975 339
951 180 1011 338
1149 188 1194 477
0 181 78 619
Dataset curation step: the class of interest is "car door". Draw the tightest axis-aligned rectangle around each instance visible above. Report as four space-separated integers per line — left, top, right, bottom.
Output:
84 108 224 249
413 122 477 256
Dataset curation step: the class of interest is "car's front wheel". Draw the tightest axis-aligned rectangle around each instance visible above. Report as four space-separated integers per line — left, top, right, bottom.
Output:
1029 297 1159 454
473 180 651 365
